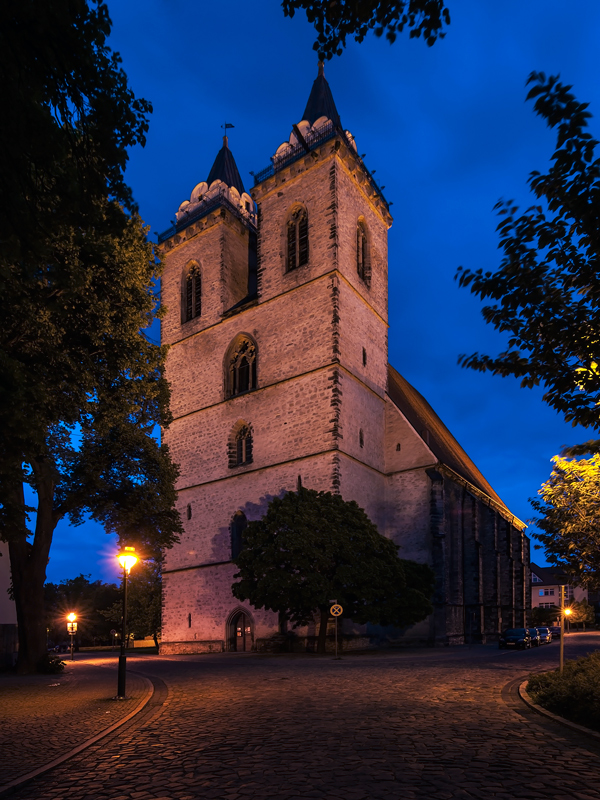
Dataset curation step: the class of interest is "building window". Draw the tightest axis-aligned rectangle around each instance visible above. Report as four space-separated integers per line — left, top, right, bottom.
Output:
228 422 253 468
359 428 364 448
531 574 542 583
287 206 309 271
225 335 257 397
543 589 555 596
188 613 192 628
356 220 370 286
183 263 201 322
231 511 248 560
396 443 401 452
362 347 367 367
186 504 192 520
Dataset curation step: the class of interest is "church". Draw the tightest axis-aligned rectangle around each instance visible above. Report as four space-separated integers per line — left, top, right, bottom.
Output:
157 64 530 653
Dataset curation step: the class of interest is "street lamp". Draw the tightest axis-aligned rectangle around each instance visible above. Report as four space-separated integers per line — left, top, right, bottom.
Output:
559 585 573 674
67 613 77 660
116 546 138 699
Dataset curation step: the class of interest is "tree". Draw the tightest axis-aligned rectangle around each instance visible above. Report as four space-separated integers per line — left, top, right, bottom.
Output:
456 74 600 450
232 487 434 653
568 598 595 630
530 455 600 590
531 606 558 627
44 574 120 647
282 0 450 59
101 559 163 648
0 2 183 674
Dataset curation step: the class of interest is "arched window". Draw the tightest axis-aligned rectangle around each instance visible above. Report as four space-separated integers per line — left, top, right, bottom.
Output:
356 220 370 286
228 421 253 468
231 511 247 560
182 263 201 322
286 206 309 271
225 334 257 398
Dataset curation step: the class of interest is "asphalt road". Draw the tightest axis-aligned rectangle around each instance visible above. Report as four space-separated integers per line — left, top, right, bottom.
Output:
2 633 600 800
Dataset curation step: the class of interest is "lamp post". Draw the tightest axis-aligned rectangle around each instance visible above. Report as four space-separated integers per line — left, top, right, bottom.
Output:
559 585 573 674
67 613 77 660
116 546 138 699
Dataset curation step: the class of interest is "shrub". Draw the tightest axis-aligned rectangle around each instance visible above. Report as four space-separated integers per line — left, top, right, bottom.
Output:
527 652 600 732
37 654 66 674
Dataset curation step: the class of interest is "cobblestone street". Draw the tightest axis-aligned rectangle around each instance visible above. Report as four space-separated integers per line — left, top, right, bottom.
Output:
2 634 600 800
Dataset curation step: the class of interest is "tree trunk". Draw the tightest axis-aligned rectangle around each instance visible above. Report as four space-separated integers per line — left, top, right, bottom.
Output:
317 607 329 654
9 459 57 674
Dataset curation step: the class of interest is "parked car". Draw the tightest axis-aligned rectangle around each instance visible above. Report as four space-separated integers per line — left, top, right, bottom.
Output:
527 627 542 647
499 628 532 649
536 627 552 644
549 625 562 639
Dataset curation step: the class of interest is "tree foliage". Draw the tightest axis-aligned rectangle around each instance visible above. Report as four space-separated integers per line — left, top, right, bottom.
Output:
568 598 595 627
282 0 450 59
102 560 163 648
0 1 182 673
531 455 600 590
232 487 434 652
45 574 120 647
456 74 600 448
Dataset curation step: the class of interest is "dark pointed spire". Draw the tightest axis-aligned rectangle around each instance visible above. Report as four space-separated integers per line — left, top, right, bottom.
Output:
206 136 246 195
301 61 342 128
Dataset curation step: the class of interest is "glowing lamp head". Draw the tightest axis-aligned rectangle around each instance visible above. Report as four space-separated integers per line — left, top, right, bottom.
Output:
67 612 76 622
117 546 138 573
564 607 572 616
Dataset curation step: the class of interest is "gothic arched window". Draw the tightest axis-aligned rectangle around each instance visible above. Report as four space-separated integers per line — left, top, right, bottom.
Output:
225 334 257 398
228 421 253 468
182 263 201 322
286 206 309 271
356 220 370 286
231 511 248 560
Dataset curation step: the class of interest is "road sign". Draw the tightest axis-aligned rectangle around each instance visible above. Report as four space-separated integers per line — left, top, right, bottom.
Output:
110 629 117 635
330 604 343 617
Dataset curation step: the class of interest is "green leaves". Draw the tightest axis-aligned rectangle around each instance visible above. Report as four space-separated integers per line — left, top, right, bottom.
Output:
281 0 450 59
232 487 434 630
531 454 600 589
457 74 600 432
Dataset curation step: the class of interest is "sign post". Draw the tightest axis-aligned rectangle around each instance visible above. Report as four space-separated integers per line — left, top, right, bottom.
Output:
329 602 343 659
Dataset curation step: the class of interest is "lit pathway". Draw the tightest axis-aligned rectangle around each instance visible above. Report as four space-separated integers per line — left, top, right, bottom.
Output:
3 633 600 800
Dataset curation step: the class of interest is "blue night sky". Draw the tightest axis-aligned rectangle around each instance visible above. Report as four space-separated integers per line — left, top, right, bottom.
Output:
45 0 600 584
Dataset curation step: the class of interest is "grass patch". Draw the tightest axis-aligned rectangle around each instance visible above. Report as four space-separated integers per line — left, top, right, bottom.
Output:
527 652 600 732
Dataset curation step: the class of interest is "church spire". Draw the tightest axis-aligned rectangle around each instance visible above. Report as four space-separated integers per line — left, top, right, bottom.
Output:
206 135 246 194
301 61 342 128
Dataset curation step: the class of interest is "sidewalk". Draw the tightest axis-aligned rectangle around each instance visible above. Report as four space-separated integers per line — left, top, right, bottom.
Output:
0 657 152 791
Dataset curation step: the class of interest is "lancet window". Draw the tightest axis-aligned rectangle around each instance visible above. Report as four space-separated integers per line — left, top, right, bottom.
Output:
287 206 309 271
356 220 370 286
231 511 248 560
228 422 253 468
183 263 202 322
226 335 257 397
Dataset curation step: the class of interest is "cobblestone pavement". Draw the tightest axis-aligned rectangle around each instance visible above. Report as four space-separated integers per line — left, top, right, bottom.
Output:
3 634 600 800
0 659 149 789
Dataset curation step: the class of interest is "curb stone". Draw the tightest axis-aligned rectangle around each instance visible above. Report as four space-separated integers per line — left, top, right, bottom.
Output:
518 679 600 742
0 672 154 796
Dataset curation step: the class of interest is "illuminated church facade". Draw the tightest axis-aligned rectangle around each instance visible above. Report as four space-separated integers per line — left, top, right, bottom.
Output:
158 65 529 653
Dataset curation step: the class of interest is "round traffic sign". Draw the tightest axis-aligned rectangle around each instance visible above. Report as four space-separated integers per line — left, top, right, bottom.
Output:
330 604 343 617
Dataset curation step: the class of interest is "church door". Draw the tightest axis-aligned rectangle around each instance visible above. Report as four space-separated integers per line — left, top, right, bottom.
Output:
232 612 253 652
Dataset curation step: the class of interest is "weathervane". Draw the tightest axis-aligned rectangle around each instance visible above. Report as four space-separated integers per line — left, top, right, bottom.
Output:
221 122 234 145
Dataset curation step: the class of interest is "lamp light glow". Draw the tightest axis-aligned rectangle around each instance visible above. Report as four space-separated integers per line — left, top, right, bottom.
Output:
564 607 572 616
117 546 138 573
67 612 77 622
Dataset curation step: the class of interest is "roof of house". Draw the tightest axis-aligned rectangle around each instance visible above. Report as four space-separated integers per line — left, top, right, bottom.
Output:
301 62 342 128
206 136 246 195
387 364 507 509
530 563 570 586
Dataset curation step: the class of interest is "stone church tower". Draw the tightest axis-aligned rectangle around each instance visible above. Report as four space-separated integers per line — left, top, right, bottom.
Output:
158 65 529 653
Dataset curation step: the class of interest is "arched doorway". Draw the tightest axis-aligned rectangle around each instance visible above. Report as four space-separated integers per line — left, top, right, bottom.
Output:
230 610 253 652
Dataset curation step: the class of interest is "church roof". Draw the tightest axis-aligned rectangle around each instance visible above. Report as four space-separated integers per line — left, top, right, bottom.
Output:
302 62 342 128
206 136 246 194
387 364 507 509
